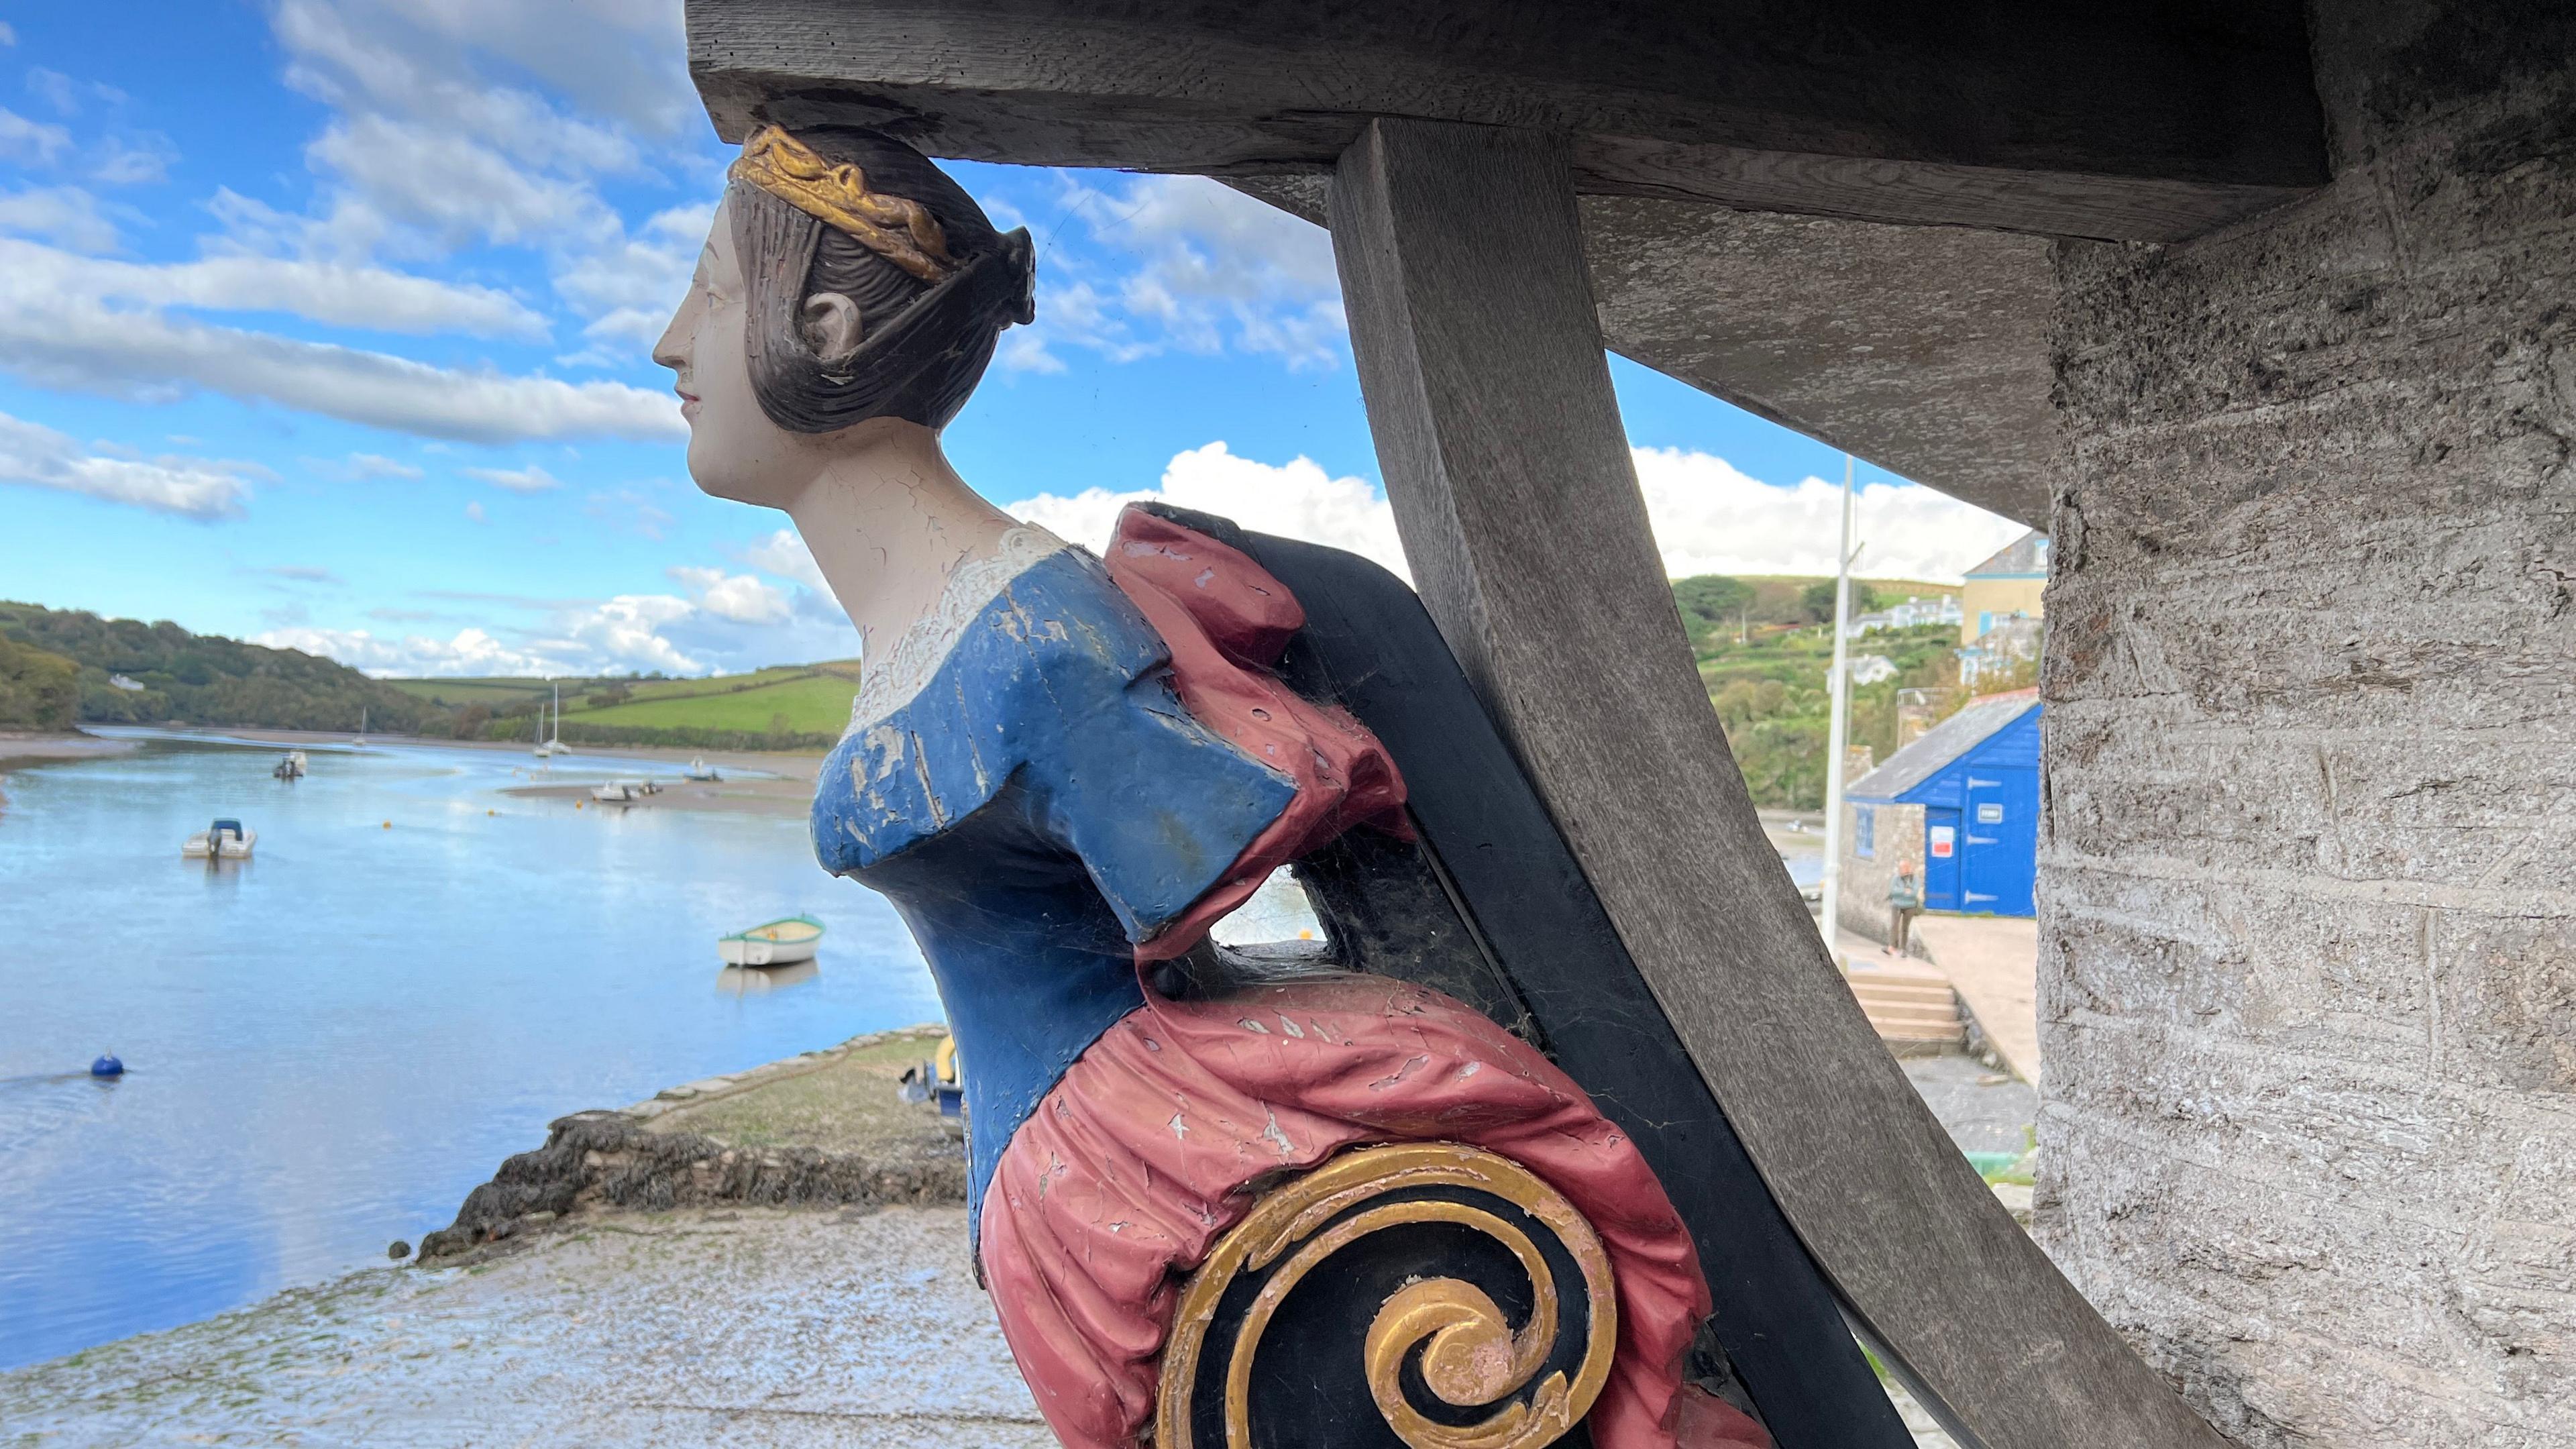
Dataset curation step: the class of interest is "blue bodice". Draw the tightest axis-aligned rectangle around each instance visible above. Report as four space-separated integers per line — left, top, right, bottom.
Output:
812 545 1297 1219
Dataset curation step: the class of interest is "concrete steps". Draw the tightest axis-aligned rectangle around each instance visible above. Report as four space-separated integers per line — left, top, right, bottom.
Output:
1844 959 1966 1049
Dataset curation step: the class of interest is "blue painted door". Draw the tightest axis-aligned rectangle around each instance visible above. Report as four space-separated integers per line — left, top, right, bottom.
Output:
1921 807 1961 910
1958 767 2038 916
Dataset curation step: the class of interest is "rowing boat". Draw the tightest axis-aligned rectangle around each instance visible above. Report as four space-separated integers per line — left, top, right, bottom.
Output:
716 914 824 967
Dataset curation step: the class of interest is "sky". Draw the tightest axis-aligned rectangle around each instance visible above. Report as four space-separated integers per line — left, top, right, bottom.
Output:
0 1 2028 679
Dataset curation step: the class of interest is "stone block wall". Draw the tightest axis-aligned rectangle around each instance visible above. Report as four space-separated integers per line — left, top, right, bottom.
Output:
2034 5 2576 1446
1836 799 1925 943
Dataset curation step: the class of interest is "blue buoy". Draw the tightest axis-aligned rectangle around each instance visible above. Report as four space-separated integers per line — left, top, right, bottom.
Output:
90 1054 123 1078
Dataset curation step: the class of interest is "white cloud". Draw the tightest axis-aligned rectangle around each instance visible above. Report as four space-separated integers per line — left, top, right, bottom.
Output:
555 202 712 354
0 410 260 519
741 527 830 594
1005 441 1407 576
1002 174 1346 373
260 594 708 678
1631 447 2027 582
0 106 70 164
531 594 702 674
255 623 552 676
305 111 616 254
0 186 120 251
0 274 680 443
0 236 546 337
0 23 17 46
95 133 177 186
309 451 423 481
1000 440 2025 589
462 464 560 493
669 566 790 625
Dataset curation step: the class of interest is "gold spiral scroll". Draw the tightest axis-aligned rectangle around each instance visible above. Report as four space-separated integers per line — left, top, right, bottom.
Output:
1155 1143 1619 1449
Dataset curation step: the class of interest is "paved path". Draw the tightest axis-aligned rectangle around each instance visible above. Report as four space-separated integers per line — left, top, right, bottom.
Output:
1908 915 2041 1084
1 1208 1053 1449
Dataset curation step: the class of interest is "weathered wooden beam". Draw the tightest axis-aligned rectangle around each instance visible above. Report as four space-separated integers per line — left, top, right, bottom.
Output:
686 0 2328 241
1230 174 2059 529
1326 116 2228 1449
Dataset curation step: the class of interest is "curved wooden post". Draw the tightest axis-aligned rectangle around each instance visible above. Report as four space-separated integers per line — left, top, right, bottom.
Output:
1327 116 2224 1449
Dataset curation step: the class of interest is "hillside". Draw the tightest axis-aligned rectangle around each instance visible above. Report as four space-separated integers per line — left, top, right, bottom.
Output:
386 662 863 751
1667 572 1997 811
0 602 441 735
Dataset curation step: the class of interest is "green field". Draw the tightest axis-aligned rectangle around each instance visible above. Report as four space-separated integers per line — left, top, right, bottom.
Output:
565 669 861 734
383 661 865 742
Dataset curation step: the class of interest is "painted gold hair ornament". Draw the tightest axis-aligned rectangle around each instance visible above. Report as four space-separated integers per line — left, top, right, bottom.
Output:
730 125 959 282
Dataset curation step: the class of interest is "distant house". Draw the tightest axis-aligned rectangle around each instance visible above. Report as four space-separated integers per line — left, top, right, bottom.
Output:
1837 690 2041 937
108 674 147 692
1957 614 2042 689
1958 531 2048 647
1848 653 1898 686
1844 593 1962 638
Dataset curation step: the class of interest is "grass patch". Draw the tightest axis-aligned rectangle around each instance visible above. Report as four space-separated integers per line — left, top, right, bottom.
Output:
565 671 859 735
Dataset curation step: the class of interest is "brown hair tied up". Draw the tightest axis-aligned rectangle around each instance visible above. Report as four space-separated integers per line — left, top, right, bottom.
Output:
732 125 1035 433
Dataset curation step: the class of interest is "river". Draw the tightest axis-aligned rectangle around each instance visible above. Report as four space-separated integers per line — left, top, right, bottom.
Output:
0 731 939 1371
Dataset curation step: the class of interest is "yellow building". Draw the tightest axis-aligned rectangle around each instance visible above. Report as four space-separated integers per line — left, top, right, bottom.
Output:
1958 531 2049 646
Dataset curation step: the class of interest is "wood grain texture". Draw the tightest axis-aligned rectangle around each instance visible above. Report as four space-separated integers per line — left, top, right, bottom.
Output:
1326 117 2231 1449
683 0 2327 241
1227 175 2059 529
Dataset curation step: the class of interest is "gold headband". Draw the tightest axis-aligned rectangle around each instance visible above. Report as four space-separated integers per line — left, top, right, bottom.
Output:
729 125 959 283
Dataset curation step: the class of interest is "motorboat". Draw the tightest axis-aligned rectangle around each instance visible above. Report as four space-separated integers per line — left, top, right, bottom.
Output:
717 914 824 967
272 750 308 780
683 757 722 782
588 779 661 803
182 818 256 859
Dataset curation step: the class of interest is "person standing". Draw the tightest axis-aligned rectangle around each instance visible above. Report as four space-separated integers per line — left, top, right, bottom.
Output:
1886 863 1923 955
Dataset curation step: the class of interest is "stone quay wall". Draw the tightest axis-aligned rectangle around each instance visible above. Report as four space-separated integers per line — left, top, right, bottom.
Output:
2033 6 2576 1446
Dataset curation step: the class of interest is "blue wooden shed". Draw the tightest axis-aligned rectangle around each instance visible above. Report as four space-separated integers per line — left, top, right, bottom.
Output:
1849 692 2041 916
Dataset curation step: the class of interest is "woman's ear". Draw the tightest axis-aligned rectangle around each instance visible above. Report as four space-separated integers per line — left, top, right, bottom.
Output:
799 292 864 366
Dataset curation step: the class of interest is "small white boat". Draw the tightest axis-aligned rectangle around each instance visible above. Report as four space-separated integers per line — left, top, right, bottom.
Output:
532 686 566 757
182 818 256 859
588 779 661 803
352 708 367 748
717 914 824 967
683 757 721 782
272 750 307 780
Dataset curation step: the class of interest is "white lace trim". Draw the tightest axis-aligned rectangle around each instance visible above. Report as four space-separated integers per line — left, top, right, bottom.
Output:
845 525 1071 735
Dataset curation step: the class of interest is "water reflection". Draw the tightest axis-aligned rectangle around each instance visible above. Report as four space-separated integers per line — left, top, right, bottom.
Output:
716 960 821 996
0 731 936 1370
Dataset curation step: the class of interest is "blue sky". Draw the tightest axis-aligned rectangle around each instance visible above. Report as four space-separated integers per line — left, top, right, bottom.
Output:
0 1 2023 678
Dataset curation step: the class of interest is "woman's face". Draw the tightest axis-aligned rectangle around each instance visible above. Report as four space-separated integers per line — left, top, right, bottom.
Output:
653 197 809 508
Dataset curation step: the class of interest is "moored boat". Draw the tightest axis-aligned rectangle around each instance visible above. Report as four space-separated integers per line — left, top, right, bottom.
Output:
588 779 661 803
683 757 721 781
716 914 824 967
182 818 256 859
272 750 307 780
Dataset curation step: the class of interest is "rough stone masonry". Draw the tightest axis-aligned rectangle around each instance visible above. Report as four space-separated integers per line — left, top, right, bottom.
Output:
2035 4 2575 1445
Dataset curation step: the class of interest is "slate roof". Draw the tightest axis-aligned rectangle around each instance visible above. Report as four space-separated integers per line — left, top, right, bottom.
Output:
1849 690 2039 801
1965 530 2049 578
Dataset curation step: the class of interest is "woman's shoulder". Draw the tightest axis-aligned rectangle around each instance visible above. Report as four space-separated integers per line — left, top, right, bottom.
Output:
814 536 1177 872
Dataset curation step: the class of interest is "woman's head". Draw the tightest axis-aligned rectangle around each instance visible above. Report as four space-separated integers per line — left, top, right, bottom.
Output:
655 125 1033 504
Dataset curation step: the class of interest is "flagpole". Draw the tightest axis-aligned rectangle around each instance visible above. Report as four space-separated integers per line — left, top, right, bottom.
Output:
1819 455 1858 956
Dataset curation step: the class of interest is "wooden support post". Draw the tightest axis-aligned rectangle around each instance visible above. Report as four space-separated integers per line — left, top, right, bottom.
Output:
1328 117 2226 1449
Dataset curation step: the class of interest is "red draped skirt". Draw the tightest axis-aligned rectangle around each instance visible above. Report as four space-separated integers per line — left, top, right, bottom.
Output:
979 975 1771 1449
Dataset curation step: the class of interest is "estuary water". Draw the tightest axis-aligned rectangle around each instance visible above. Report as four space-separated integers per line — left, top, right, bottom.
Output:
0 731 940 1371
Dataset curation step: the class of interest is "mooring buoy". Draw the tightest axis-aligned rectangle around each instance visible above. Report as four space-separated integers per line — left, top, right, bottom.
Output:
90 1054 124 1078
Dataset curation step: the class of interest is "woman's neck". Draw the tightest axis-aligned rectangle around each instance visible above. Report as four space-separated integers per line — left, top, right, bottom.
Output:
782 421 1020 663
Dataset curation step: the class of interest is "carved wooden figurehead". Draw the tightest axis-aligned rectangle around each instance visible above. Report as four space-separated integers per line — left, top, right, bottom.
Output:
1157 1144 1619 1449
